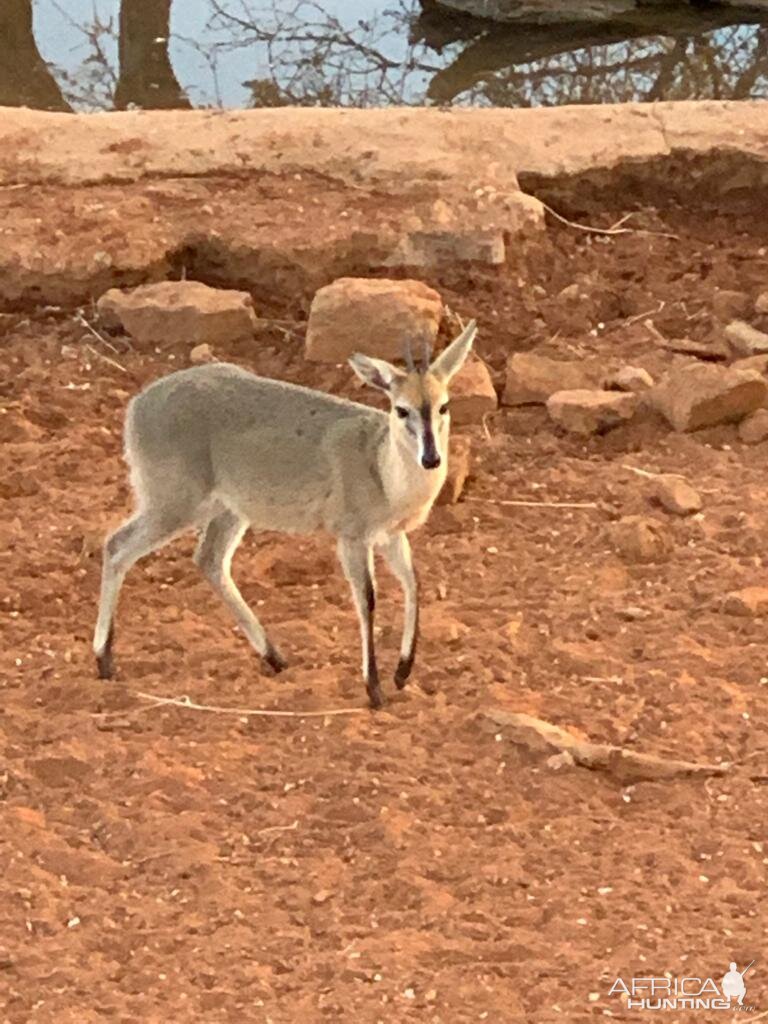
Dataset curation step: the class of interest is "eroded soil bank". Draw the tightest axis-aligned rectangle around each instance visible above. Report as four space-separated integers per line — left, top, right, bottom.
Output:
1 104 768 1022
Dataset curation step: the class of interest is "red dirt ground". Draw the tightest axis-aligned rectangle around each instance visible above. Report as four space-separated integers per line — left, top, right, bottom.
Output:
1 171 767 1022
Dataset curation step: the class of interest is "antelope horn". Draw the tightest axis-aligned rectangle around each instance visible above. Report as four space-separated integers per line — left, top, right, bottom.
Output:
421 337 432 373
403 337 415 372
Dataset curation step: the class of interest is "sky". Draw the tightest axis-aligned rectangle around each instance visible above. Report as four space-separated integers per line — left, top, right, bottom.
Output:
32 0 414 108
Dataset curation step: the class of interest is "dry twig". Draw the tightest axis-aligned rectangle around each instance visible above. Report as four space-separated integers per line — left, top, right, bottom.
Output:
135 690 365 718
76 311 122 354
258 820 299 836
467 497 600 510
624 300 665 326
621 464 662 480
84 343 128 375
486 709 730 783
540 201 679 240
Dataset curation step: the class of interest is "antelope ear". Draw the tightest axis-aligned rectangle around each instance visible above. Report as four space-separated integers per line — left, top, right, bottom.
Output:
348 353 404 392
429 320 477 383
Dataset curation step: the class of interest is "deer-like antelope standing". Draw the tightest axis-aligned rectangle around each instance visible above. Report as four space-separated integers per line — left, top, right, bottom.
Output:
93 320 477 708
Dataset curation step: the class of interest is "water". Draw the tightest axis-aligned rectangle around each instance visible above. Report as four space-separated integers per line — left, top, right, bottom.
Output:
5 0 768 112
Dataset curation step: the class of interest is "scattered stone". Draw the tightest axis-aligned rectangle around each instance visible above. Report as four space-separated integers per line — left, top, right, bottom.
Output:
503 352 596 406
731 354 768 376
312 889 334 905
610 515 672 563
385 229 505 268
738 408 768 444
712 289 750 321
189 342 215 364
546 389 637 436
97 281 257 347
651 474 702 516
448 355 497 425
650 362 767 431
723 587 768 617
305 277 442 362
724 319 768 356
755 290 768 314
656 336 729 361
603 365 654 392
438 435 471 505
558 283 582 302
618 605 651 622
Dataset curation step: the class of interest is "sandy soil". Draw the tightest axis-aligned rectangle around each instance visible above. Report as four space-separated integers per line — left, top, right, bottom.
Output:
1 169 767 1022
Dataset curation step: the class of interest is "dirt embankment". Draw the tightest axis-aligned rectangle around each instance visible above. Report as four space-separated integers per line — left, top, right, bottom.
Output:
1 103 768 1022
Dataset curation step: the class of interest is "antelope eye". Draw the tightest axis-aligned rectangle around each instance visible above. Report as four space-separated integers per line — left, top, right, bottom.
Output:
439 402 449 415
395 406 409 419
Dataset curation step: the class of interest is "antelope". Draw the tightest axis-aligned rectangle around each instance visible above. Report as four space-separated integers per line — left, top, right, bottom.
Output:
93 319 477 708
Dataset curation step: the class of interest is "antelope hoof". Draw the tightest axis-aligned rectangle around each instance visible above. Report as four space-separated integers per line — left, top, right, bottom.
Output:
367 681 385 710
262 645 288 676
96 649 114 681
394 655 414 689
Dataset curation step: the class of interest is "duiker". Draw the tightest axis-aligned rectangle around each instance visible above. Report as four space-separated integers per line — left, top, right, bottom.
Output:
93 320 477 708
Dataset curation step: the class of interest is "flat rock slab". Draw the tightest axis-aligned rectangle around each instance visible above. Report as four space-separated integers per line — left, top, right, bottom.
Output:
97 281 257 346
3 102 768 188
504 352 598 406
651 362 767 431
305 278 442 363
546 389 637 435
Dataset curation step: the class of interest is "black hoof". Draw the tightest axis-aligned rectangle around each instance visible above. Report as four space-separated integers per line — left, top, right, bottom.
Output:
394 654 414 689
367 684 385 710
263 645 288 675
96 650 114 681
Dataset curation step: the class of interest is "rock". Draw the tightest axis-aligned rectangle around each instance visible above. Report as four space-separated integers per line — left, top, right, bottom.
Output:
618 605 651 622
604 365 654 392
712 289 750 321
546 389 637 436
385 229 505 268
305 277 442 363
731 354 768 375
723 587 768 617
503 352 596 406
189 342 215 364
448 355 497 425
755 290 768 314
724 319 768 356
312 889 334 905
558 282 582 302
656 335 729 361
438 435 471 505
650 362 767 431
97 281 257 347
738 408 768 444
651 474 702 516
610 515 672 563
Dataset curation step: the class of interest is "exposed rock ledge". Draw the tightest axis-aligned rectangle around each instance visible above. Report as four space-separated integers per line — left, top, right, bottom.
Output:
0 101 767 310
1 101 768 190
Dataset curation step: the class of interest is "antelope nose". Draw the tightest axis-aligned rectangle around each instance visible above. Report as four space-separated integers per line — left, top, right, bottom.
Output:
422 454 441 470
